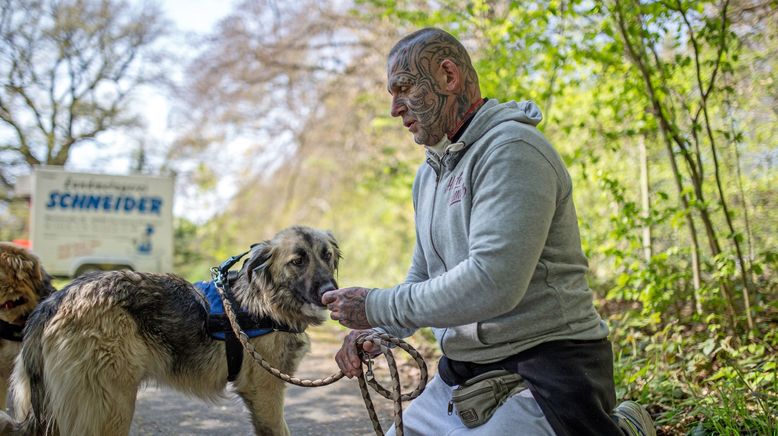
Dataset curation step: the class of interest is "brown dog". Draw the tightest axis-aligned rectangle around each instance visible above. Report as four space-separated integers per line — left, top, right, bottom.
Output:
0 243 55 410
2 226 338 435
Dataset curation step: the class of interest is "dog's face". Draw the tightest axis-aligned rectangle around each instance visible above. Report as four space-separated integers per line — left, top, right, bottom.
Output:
0 243 49 325
238 226 340 328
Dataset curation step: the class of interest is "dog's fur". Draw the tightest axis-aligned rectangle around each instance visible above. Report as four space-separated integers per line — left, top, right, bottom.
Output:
0 226 339 436
0 243 55 411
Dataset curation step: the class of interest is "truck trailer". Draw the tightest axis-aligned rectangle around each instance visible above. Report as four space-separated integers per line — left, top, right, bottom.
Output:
26 166 175 277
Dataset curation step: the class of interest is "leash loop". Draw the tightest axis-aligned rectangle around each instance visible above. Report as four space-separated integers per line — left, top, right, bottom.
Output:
210 253 427 435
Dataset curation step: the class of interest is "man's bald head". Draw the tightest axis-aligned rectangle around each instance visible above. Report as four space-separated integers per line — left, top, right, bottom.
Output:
386 28 481 146
388 28 477 84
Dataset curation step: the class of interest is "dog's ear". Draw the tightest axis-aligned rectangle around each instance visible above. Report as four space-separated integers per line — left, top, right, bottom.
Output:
325 230 341 270
39 270 56 298
243 241 274 288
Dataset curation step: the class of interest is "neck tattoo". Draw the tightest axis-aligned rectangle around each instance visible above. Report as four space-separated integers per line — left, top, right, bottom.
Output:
446 98 485 140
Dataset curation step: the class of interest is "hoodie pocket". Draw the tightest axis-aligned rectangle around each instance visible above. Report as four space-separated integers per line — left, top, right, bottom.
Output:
476 271 568 346
442 323 484 353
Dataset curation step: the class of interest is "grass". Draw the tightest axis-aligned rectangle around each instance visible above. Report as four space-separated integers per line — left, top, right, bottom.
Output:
610 311 778 435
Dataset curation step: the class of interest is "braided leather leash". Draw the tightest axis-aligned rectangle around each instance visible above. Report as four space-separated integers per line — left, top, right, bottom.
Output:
211 266 428 435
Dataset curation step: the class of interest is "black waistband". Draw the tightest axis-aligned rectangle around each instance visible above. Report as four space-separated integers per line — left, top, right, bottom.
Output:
438 338 609 386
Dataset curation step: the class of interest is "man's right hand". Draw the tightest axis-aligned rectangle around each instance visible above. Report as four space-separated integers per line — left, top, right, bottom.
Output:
335 329 381 378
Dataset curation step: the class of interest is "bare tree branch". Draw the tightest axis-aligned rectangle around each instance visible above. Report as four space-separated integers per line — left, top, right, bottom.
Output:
0 0 167 181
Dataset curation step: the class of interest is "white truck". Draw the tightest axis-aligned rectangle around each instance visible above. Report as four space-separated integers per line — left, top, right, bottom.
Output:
26 166 175 277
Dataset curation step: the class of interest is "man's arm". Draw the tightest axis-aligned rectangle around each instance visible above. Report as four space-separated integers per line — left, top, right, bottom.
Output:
366 140 559 329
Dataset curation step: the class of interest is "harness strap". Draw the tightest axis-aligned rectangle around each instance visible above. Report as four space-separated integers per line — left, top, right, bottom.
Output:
207 313 298 333
224 328 243 382
218 285 246 382
0 319 23 342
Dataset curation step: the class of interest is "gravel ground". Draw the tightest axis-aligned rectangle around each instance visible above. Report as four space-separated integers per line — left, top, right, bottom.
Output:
129 325 396 436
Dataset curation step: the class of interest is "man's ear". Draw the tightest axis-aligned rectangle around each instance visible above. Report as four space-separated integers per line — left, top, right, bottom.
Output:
439 59 461 92
244 241 273 287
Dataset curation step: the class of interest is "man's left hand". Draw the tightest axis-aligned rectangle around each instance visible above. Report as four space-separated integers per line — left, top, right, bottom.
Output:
321 287 372 329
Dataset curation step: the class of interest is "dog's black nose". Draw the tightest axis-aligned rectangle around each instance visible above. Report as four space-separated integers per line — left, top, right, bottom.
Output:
318 280 337 301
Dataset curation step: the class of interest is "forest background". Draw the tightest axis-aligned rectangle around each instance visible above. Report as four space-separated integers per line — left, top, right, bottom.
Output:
1 0 776 434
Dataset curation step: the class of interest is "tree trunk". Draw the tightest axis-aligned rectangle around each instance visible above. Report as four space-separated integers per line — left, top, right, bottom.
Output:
639 136 652 263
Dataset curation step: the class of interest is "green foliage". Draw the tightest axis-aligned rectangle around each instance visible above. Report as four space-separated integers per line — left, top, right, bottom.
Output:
51 278 71 290
0 200 28 242
2 3 772 433
355 0 777 432
173 217 212 282
323 141 418 288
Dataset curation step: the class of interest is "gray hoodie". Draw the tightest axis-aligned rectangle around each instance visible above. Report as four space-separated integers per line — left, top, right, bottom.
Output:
366 99 609 364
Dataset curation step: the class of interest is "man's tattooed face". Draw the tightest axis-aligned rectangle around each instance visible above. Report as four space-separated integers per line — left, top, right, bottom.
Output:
386 35 478 147
387 48 450 146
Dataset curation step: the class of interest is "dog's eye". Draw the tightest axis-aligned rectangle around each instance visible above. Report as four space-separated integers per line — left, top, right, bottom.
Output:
322 251 332 261
290 257 305 266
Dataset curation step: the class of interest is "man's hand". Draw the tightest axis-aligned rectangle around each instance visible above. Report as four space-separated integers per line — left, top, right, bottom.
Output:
321 287 372 329
335 329 381 378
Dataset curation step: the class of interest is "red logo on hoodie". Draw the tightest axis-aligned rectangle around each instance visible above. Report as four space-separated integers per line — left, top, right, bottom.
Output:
445 173 467 206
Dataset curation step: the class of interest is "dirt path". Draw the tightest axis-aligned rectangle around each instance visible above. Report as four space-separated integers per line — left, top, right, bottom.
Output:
129 324 396 435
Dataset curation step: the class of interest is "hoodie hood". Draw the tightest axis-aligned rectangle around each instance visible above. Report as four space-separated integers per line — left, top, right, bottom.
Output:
460 99 543 146
426 99 544 171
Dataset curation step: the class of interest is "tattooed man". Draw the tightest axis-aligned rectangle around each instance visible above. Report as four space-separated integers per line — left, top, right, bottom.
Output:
323 28 655 436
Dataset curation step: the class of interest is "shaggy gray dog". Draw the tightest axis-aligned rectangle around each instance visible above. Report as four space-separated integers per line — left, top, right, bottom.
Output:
0 226 339 436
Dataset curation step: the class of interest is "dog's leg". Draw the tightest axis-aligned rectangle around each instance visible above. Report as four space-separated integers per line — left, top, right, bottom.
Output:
0 370 8 411
233 334 310 436
234 367 290 436
0 382 6 412
41 306 148 436
0 342 21 411
233 340 291 436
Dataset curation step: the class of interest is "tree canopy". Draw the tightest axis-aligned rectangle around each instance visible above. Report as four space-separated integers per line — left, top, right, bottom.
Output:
0 0 167 199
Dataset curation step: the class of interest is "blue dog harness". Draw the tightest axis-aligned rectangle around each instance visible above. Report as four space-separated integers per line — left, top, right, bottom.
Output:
195 280 274 340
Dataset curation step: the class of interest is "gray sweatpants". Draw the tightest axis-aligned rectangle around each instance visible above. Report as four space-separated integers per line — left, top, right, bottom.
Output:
386 375 555 436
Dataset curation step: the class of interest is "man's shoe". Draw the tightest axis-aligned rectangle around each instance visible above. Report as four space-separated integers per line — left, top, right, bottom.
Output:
613 400 657 436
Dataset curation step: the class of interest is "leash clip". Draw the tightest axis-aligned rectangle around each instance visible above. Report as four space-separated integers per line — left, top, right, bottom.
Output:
363 355 375 381
211 248 252 288
210 266 222 286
